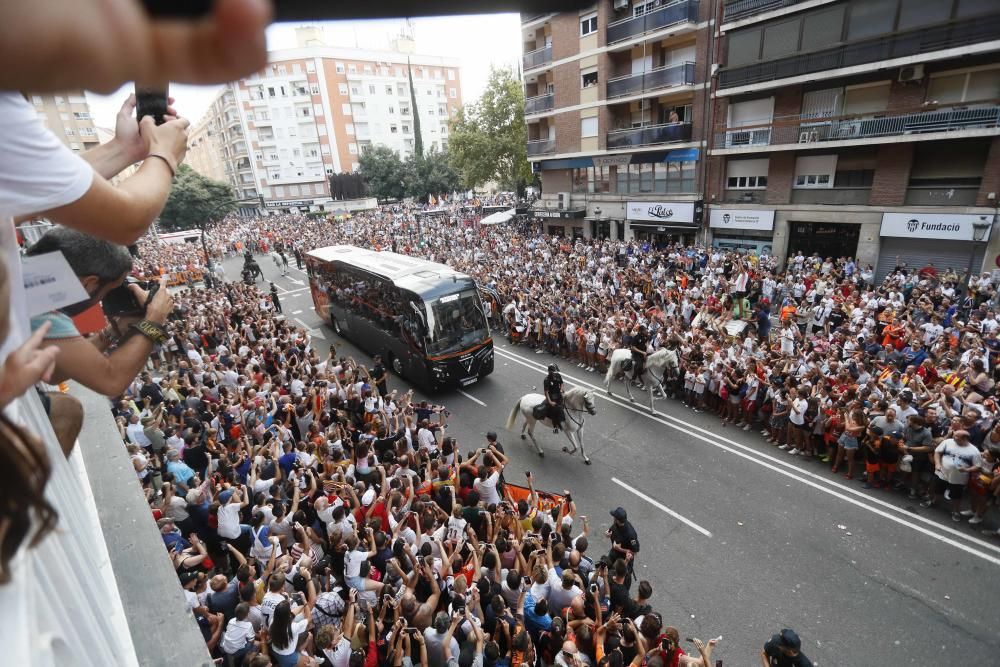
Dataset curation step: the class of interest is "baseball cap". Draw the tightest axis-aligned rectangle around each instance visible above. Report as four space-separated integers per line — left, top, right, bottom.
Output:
610 507 627 522
778 629 801 650
362 489 376 507
219 489 235 504
486 431 497 441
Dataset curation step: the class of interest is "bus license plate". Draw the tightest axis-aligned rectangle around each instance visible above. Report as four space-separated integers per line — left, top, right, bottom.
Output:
460 377 478 386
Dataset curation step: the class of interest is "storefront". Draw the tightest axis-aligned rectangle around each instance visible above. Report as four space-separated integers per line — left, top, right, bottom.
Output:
532 208 587 237
876 212 993 282
787 221 861 261
625 201 701 247
263 198 334 214
709 208 775 256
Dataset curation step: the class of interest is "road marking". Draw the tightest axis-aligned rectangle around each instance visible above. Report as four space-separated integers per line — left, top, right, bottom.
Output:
495 347 1000 566
294 317 313 330
286 277 305 286
282 287 311 296
292 310 303 315
611 477 712 538
458 390 486 407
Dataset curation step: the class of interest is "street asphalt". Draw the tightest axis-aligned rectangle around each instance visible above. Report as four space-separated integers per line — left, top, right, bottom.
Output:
221 254 1000 666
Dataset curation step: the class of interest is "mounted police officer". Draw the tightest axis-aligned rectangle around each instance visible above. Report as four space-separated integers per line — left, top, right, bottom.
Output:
630 324 649 389
544 363 565 433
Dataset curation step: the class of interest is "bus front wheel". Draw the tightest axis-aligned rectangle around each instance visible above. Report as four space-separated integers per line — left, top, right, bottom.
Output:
389 353 404 376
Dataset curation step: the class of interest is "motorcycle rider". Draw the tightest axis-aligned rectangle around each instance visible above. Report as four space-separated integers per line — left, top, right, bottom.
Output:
544 363 565 434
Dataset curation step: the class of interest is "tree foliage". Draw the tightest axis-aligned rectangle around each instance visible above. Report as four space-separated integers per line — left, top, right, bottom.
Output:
158 164 235 231
358 145 460 203
448 66 532 193
328 171 367 200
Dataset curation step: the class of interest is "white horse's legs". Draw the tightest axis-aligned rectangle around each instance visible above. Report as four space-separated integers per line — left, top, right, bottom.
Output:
522 417 544 457
561 427 577 455
576 427 591 464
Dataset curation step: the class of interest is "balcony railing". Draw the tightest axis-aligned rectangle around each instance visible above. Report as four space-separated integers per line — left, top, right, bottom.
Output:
527 138 556 156
719 14 1000 89
523 45 553 71
607 62 695 98
607 0 700 45
715 103 1000 149
525 92 555 115
607 121 692 149
722 0 809 22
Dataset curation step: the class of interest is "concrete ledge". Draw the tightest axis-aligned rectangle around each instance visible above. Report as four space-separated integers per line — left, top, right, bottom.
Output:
74 385 213 667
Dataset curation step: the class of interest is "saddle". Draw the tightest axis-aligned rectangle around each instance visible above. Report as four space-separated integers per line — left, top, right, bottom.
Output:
532 403 548 420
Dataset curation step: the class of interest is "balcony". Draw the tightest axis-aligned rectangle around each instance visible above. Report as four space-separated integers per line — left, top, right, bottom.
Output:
722 0 810 22
715 104 1000 151
525 92 554 115
607 0 700 45
523 45 553 71
607 121 692 149
719 14 1000 90
607 62 695 98
527 138 556 156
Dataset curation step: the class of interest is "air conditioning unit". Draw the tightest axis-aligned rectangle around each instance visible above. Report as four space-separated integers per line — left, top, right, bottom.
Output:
614 0 629 9
558 192 571 210
898 64 925 83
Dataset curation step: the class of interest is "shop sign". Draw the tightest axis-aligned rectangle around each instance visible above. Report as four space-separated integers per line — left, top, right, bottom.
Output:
264 199 314 208
709 208 775 231
593 155 633 168
880 212 993 241
533 209 585 219
625 201 695 223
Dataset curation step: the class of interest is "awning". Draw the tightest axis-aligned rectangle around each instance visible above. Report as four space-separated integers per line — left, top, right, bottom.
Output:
480 209 516 226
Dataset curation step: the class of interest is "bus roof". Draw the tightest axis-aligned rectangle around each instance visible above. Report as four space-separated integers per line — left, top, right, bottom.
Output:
306 245 474 297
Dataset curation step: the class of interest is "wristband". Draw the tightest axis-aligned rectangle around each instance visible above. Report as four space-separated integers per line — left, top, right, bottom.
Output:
129 319 168 345
146 153 176 178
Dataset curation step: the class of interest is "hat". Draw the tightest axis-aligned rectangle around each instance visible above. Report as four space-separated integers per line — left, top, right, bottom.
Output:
179 572 199 587
219 489 235 504
778 629 801 650
486 431 497 441
610 507 627 522
362 489 376 507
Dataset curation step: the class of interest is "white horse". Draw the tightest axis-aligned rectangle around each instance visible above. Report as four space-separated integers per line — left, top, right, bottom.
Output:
604 347 679 414
505 386 597 464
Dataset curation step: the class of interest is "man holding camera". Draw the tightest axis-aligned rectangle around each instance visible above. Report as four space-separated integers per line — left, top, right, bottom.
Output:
27 226 173 397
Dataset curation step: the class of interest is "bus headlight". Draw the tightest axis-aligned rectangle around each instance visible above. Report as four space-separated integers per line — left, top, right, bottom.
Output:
432 365 448 379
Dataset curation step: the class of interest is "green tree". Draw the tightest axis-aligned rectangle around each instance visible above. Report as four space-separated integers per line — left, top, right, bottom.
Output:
448 66 532 194
157 164 235 231
407 57 423 157
403 148 460 201
358 145 406 200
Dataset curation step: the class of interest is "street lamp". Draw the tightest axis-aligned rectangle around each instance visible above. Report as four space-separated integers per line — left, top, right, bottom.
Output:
965 218 992 295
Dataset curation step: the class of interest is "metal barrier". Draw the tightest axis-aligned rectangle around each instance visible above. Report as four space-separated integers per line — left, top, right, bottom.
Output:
607 0 700 44
715 104 1000 148
607 121 693 149
607 62 696 98
522 44 553 71
525 92 555 115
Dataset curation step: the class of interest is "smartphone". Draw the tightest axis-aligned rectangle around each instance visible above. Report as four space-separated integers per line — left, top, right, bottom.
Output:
522 576 531 586
136 85 169 125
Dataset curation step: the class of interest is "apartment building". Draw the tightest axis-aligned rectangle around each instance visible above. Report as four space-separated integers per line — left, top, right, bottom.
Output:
706 0 1000 279
29 90 100 153
197 28 462 214
522 1 713 244
186 115 229 185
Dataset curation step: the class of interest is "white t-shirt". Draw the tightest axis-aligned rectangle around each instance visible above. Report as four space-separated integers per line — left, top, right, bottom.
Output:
217 502 242 539
220 618 256 654
260 591 285 626
322 637 353 667
473 470 501 506
935 439 982 485
345 548 367 578
789 398 807 425
271 617 309 655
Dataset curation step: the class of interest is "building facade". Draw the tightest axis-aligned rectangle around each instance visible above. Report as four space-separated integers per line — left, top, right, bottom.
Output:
186 115 229 185
29 90 99 153
526 1 1000 279
196 29 462 214
522 1 713 244
707 0 1000 280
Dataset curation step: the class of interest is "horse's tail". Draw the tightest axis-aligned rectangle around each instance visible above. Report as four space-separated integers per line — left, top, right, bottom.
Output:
505 398 521 430
604 353 616 387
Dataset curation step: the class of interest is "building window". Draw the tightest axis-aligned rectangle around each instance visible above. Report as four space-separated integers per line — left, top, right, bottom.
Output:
268 87 276 97
348 64 357 74
351 86 360 96
65 127 75 136
402 124 410 133
352 161 360 171
31 95 42 105
727 175 768 188
69 142 80 150
580 12 598 36
395 67 403 77
346 123 355 135
726 158 769 189
338 83 348 95
448 69 455 81
368 84 376 95
794 155 837 188
388 106 395 115
336 62 345 73
307 61 316 73
833 169 874 188
349 143 358 154
79 127 95 136
581 70 598 88
581 116 598 138
363 65 373 75
386 85 393 95
277 65 287 75
449 88 457 98
342 103 352 115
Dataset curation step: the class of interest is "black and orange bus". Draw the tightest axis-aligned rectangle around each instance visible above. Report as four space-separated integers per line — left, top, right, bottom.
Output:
305 245 494 390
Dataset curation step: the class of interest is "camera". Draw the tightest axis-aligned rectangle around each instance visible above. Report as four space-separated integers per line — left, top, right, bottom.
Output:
102 278 158 318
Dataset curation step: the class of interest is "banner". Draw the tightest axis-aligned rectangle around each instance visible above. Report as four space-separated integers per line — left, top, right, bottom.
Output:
503 483 568 514
880 213 993 241
709 208 775 231
626 201 695 223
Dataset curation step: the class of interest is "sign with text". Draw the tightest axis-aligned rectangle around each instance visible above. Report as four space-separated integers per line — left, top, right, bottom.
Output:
626 201 695 223
709 208 775 231
880 213 993 241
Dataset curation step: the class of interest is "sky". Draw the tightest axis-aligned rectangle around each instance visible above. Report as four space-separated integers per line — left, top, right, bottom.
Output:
86 14 523 130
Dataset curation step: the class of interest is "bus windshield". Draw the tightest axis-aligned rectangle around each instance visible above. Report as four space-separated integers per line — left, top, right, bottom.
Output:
425 290 489 356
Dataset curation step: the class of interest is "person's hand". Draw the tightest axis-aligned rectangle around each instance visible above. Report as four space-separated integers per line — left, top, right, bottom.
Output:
349 588 358 602
139 280 174 325
113 93 176 164
0 321 59 407
0 0 272 94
